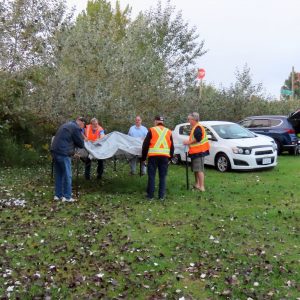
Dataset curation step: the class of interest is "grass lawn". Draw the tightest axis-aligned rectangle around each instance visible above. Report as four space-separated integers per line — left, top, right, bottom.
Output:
0 156 299 299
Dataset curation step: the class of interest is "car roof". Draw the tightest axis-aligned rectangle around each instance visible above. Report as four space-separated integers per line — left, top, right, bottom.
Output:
243 115 287 119
176 121 236 126
201 121 235 126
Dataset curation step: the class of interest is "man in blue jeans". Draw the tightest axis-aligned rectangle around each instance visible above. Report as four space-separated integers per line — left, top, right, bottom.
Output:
142 116 174 200
51 117 86 202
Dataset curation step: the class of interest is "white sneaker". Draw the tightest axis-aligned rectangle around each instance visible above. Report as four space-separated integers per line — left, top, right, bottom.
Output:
54 196 60 201
62 197 76 203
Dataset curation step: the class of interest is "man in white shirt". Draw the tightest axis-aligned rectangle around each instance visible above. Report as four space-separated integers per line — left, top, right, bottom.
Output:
128 116 148 175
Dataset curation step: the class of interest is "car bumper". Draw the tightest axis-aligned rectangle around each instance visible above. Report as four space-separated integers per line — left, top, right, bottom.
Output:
230 152 277 170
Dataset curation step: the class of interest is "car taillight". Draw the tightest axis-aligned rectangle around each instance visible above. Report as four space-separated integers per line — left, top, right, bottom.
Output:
285 128 295 134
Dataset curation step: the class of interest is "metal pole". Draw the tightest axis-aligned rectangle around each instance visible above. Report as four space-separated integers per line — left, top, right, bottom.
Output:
51 159 54 180
291 66 295 101
113 156 117 171
185 145 189 190
75 157 79 198
199 79 202 100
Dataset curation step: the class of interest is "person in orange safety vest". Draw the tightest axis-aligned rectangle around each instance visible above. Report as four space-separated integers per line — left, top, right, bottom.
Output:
183 112 210 192
83 118 105 180
142 115 174 200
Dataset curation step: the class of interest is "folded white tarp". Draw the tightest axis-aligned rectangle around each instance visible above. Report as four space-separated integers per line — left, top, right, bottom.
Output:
83 131 143 160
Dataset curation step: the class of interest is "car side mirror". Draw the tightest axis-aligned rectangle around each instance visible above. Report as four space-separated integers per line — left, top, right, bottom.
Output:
207 134 217 141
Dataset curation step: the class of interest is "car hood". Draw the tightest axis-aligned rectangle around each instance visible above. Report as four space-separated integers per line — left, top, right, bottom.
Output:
226 135 274 148
288 109 300 133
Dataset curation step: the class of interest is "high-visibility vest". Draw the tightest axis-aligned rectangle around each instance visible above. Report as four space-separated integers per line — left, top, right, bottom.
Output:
188 123 210 155
148 126 172 157
85 124 104 142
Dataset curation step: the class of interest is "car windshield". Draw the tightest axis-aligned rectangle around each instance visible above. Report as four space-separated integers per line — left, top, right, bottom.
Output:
212 124 256 139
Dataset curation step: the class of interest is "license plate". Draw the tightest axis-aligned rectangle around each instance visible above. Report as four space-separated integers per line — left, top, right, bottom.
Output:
262 158 271 164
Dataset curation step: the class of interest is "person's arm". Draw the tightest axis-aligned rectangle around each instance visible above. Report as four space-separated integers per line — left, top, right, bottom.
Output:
193 127 202 142
142 130 152 161
82 128 88 141
73 128 84 148
99 129 105 139
143 126 148 138
170 134 174 158
184 127 202 145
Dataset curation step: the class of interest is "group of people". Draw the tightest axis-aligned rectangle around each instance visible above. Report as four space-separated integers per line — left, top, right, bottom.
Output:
50 112 210 202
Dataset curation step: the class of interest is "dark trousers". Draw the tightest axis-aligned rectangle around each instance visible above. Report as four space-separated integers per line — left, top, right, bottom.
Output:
85 158 104 179
147 156 169 199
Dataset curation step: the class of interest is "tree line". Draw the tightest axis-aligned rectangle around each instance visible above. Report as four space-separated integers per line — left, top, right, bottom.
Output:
0 0 299 165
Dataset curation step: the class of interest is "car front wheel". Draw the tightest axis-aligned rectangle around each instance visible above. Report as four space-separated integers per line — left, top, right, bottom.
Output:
274 139 282 155
215 153 231 172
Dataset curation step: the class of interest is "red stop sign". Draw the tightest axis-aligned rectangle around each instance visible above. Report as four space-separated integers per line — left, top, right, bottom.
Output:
197 68 206 79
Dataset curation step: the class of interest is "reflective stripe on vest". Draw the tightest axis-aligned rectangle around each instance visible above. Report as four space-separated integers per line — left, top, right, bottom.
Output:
148 126 172 157
188 123 210 155
85 124 103 142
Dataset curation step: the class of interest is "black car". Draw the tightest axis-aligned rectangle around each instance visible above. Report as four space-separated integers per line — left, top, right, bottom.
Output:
239 110 300 154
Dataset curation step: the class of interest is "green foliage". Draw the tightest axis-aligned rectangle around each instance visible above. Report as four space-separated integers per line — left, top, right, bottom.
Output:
48 0 206 128
0 0 71 71
1 0 300 166
0 136 41 166
180 65 299 123
218 64 265 121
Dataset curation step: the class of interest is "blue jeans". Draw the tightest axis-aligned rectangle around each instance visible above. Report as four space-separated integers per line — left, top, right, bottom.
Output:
53 154 72 199
147 156 169 199
130 156 147 175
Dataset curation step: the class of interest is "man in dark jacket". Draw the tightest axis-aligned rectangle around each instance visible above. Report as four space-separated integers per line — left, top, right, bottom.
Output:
51 117 86 202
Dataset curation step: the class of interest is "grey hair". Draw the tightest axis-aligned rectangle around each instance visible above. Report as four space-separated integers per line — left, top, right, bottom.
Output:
188 112 199 122
91 117 98 123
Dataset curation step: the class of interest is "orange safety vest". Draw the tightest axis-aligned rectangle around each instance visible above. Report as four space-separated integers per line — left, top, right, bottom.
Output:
85 124 104 142
148 125 172 157
188 123 210 155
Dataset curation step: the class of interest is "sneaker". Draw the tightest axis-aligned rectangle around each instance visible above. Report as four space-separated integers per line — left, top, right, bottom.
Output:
53 196 60 201
62 198 76 203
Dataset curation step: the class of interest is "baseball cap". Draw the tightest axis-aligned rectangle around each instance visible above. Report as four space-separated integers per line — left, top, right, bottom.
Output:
154 115 164 122
77 116 87 125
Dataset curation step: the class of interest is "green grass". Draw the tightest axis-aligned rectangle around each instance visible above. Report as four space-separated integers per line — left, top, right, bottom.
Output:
0 156 299 299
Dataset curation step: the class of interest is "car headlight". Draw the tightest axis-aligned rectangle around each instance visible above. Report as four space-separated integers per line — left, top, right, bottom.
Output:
232 147 252 155
271 141 277 151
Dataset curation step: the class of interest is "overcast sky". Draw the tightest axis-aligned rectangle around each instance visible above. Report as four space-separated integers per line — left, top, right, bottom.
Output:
66 0 300 98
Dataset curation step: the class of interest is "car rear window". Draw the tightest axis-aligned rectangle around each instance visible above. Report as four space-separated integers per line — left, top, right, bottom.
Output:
269 119 282 127
239 119 252 128
251 119 270 128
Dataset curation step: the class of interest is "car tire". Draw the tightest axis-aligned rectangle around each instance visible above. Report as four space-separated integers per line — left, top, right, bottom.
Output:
274 139 282 155
215 153 231 172
170 154 181 165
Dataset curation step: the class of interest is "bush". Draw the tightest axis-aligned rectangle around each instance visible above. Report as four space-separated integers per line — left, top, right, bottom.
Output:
0 137 41 167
